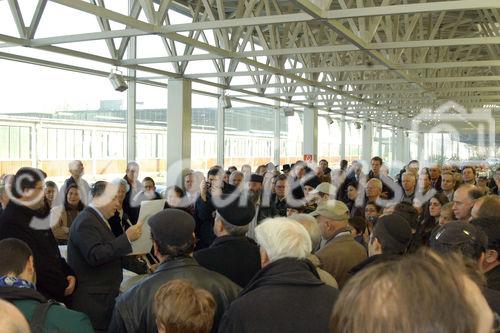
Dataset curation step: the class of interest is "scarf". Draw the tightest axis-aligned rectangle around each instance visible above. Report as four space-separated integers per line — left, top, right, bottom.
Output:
0 276 36 290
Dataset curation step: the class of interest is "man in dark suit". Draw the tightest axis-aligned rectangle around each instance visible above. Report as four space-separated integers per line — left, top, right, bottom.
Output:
67 181 143 332
194 195 260 287
0 167 75 304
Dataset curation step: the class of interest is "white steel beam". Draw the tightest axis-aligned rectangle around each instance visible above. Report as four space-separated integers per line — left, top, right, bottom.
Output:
7 0 27 38
48 0 376 107
27 0 48 39
120 37 499 65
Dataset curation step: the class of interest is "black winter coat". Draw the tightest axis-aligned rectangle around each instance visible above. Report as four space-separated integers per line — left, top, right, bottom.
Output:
194 182 236 250
218 258 339 333
0 201 72 302
108 257 241 333
194 235 261 287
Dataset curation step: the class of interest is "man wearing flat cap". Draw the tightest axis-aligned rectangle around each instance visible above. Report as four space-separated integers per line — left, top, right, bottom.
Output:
349 214 412 277
312 200 367 288
109 209 240 333
194 195 261 287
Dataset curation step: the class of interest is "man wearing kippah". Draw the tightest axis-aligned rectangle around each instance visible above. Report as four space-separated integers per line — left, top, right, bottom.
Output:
109 209 240 333
349 214 412 277
311 200 367 288
194 195 261 287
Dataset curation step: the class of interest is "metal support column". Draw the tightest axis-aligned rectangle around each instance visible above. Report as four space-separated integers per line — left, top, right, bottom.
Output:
167 78 192 187
303 107 318 161
362 121 373 163
216 93 225 167
274 107 280 166
126 0 136 163
340 115 346 160
418 132 425 162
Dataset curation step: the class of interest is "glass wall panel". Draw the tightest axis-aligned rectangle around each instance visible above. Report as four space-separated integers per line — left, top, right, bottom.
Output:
346 122 362 162
280 111 303 165
192 95 218 173
224 101 275 171
0 60 127 183
136 83 167 185
318 116 341 167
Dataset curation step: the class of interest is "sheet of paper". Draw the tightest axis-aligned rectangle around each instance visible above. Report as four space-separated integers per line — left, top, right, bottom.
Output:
130 199 166 255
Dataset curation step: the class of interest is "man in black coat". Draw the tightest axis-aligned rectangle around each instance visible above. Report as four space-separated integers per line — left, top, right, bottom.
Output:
109 209 241 333
194 167 236 250
194 195 260 287
219 217 339 333
67 181 143 332
0 167 75 304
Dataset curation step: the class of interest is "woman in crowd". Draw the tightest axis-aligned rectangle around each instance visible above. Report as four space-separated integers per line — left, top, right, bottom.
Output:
364 201 382 244
51 183 84 245
164 185 194 215
420 192 449 244
346 182 364 218
44 181 58 208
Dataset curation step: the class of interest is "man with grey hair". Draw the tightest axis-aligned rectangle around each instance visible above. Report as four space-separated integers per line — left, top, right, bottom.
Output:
59 160 91 205
194 195 260 287
453 184 482 222
400 172 417 204
228 171 244 188
288 214 338 288
365 178 382 203
219 218 339 332
123 161 142 223
68 180 143 332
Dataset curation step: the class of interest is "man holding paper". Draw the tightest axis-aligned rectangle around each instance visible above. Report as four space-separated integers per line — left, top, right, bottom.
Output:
68 181 143 332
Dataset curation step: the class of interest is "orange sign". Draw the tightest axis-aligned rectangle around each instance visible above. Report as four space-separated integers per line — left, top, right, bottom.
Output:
304 154 313 162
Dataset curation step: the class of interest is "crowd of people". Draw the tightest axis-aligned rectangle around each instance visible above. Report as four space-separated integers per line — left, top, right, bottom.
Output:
0 156 499 333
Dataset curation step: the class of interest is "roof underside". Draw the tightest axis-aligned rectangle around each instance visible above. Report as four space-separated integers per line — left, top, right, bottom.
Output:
0 0 498 132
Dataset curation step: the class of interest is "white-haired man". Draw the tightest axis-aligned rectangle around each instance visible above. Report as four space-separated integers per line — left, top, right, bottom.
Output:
59 160 91 205
365 178 382 203
219 218 339 333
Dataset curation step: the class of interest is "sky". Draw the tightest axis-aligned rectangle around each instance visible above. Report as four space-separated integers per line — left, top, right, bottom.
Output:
0 1 225 114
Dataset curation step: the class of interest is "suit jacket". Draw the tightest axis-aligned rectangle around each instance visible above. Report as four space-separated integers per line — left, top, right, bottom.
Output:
67 206 132 331
194 235 261 287
316 232 367 288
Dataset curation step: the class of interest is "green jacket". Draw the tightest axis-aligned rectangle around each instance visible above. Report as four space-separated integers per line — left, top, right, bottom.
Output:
0 286 94 333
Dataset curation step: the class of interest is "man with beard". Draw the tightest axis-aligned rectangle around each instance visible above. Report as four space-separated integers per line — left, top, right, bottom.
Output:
0 167 75 304
246 174 265 240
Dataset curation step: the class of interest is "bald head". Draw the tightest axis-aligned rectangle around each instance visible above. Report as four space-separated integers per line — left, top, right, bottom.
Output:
453 185 481 222
0 300 30 333
366 178 382 201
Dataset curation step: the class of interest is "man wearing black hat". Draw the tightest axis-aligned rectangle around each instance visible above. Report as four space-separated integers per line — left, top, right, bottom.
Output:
429 221 500 314
246 173 269 239
109 209 240 333
281 164 291 176
194 195 260 287
349 214 412 276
